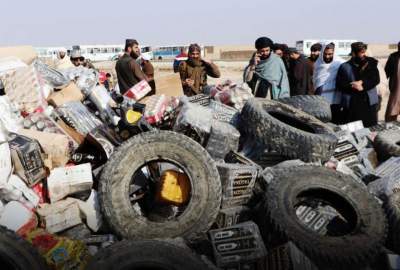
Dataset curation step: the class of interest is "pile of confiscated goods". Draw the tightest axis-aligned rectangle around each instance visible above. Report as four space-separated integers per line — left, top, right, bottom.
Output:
1 53 400 270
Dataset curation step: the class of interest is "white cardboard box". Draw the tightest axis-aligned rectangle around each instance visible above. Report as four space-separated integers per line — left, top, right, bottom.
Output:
47 163 93 203
0 201 37 233
37 198 82 233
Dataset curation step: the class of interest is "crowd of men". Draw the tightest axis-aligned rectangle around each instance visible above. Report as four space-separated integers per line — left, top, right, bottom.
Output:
55 38 400 128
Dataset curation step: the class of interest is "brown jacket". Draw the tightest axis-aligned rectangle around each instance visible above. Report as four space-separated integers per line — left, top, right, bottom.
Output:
179 59 220 96
115 53 145 94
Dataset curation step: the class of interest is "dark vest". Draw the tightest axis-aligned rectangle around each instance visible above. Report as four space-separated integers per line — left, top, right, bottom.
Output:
116 54 139 94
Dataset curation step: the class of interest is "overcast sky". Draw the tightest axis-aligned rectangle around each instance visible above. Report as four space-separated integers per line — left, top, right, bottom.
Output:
0 0 398 47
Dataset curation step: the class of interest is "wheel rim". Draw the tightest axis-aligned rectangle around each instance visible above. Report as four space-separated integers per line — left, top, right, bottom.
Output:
128 159 193 223
293 188 358 237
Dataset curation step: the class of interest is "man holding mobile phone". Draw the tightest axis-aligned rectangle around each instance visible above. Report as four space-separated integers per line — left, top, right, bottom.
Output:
244 37 290 99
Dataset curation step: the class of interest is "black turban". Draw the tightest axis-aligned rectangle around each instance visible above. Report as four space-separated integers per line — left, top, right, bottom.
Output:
351 42 367 53
255 37 274 50
310 43 322 52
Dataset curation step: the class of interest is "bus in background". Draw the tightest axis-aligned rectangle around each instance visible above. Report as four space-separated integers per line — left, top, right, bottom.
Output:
296 39 357 56
35 47 68 60
147 45 204 60
77 45 124 62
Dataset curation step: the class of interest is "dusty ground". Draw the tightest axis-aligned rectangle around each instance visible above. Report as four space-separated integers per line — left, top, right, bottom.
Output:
95 59 392 121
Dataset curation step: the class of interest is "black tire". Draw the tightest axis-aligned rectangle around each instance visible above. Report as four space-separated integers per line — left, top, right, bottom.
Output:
86 239 214 270
240 98 338 162
278 95 332 122
261 166 387 268
373 130 400 162
99 130 221 240
384 192 400 254
0 226 48 270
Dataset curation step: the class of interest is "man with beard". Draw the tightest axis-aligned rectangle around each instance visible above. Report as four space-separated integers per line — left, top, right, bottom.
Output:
178 44 220 96
307 43 322 94
55 48 73 69
336 42 380 127
384 41 400 122
115 39 147 95
288 48 312 96
313 43 345 124
244 37 290 99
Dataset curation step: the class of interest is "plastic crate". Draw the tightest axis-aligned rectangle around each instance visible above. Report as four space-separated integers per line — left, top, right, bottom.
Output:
206 122 240 160
375 157 400 178
209 221 267 268
215 206 251 229
209 100 240 126
295 205 337 235
225 151 262 170
217 163 258 208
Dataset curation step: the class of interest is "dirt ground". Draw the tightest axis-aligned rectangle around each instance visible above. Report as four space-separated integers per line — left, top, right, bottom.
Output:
95 59 392 122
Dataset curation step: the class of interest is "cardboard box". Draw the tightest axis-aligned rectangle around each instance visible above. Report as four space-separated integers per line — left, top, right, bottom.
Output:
8 133 46 186
75 190 103 232
8 175 40 207
0 46 37 64
25 228 91 269
56 119 85 146
0 201 38 235
47 163 93 203
155 74 184 97
18 129 71 168
37 198 82 233
2 66 46 113
47 82 84 107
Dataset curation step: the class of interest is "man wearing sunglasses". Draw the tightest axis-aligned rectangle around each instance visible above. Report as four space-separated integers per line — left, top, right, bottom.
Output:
70 50 85 67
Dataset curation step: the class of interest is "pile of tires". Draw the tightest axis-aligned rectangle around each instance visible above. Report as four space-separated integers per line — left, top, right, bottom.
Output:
86 239 214 270
240 98 338 163
256 166 388 268
278 95 332 123
99 131 221 240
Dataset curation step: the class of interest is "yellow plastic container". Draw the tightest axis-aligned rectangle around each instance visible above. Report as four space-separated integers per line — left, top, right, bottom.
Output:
125 110 142 125
156 170 191 206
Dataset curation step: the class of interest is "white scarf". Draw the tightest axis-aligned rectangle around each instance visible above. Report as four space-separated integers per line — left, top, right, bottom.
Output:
313 44 345 104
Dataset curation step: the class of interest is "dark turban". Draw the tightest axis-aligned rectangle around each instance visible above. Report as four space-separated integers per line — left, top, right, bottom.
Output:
188 43 201 53
255 37 274 50
310 43 322 52
351 42 368 53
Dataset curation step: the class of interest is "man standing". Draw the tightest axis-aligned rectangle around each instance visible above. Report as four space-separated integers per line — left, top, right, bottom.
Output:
288 48 312 96
313 43 345 124
139 54 156 95
55 48 73 69
307 43 322 94
308 43 322 66
336 42 380 127
244 37 290 99
385 41 400 122
178 44 220 96
115 39 147 95
70 50 85 67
